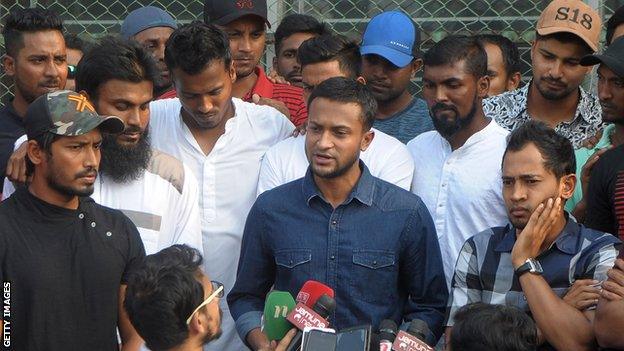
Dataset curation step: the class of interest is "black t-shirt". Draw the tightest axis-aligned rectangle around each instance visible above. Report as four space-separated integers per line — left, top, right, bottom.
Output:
0 100 25 195
585 144 624 240
0 187 145 351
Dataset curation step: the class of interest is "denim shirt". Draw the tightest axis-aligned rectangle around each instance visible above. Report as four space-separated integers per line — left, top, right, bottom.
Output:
227 163 448 344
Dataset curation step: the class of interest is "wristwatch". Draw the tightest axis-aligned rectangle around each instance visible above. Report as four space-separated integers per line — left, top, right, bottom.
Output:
515 258 543 277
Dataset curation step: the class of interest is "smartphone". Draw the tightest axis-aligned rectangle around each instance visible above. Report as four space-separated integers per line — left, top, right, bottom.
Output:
336 325 371 351
301 329 337 351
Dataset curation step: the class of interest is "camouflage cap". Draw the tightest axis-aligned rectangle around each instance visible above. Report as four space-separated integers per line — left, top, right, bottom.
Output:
25 90 125 140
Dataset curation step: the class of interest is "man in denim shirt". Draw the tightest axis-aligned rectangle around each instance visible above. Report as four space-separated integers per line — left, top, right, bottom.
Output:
228 77 447 350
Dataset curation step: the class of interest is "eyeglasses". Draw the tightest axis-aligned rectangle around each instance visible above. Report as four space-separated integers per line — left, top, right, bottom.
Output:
186 281 224 325
67 65 77 80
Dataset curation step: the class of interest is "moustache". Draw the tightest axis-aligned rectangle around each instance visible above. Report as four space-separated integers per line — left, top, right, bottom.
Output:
123 126 143 135
75 168 97 179
431 103 458 114
40 79 61 87
542 77 566 87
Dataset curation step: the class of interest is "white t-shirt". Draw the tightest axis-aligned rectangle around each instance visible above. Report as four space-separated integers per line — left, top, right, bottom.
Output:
2 137 203 257
408 120 509 286
148 97 294 351
257 128 414 195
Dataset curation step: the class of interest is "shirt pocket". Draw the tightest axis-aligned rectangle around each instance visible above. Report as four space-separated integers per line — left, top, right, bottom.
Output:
275 249 313 287
350 250 397 304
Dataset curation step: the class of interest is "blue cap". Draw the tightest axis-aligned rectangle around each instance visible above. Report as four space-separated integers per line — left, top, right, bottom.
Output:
360 11 418 68
120 6 178 39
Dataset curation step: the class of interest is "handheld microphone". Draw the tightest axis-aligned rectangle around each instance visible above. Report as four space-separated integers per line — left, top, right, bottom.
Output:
378 319 398 351
286 293 336 351
391 320 433 351
296 280 335 307
263 291 296 341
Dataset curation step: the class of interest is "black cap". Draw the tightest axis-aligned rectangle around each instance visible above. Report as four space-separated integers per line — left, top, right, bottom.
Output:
203 0 271 28
580 36 624 77
378 319 398 342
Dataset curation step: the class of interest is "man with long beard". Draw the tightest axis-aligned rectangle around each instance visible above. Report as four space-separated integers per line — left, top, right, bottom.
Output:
3 37 203 259
407 35 510 286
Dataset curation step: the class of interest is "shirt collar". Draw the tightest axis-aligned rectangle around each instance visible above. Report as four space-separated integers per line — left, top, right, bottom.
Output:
1 97 24 125
520 80 594 124
302 161 375 207
495 214 581 255
243 66 274 101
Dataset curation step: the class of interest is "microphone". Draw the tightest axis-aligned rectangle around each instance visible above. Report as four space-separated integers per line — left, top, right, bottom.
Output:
378 319 398 351
296 280 335 307
286 293 336 351
263 290 296 341
391 320 433 351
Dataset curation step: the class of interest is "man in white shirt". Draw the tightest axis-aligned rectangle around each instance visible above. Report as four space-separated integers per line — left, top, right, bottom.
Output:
408 35 509 285
2 37 203 258
148 23 294 351
258 34 414 194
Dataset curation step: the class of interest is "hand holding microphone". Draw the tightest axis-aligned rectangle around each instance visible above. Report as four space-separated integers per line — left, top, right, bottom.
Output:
391 319 434 351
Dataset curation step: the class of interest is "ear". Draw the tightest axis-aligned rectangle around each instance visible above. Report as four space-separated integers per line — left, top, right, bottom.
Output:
559 173 576 200
411 58 423 77
229 61 237 83
360 129 374 152
27 140 46 168
477 75 490 98
2 54 15 76
507 72 522 92
356 76 367 85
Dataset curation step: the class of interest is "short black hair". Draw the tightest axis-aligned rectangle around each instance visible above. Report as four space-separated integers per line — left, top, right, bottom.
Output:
76 36 159 101
308 77 377 130
535 31 593 55
450 303 537 351
64 33 92 53
298 34 361 78
423 35 487 78
274 14 330 54
607 5 624 45
26 132 61 176
476 34 520 77
124 244 206 351
503 120 576 179
2 7 64 56
165 21 231 75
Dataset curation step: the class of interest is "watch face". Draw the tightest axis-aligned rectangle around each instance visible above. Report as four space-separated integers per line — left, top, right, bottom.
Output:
529 259 543 273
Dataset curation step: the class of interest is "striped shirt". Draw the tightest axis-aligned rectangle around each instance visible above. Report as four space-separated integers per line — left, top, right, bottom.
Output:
242 67 308 127
446 217 621 329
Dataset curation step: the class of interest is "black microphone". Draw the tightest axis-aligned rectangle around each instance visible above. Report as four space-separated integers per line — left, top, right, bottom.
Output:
286 293 336 351
378 319 397 351
407 320 430 344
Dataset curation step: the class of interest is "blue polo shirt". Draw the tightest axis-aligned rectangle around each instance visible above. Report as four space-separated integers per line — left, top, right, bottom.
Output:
228 163 448 344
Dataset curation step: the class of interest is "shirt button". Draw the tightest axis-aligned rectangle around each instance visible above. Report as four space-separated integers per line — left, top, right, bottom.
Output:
441 183 446 187
78 213 84 219
289 260 293 265
106 231 112 237
91 222 96 228
373 260 378 266
331 220 337 225
330 255 335 260
438 203 443 207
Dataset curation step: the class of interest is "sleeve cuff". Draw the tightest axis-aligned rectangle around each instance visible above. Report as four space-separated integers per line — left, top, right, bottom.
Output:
236 310 263 344
400 321 436 347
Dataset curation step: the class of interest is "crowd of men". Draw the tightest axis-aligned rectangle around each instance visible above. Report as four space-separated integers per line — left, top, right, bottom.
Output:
1 0 624 350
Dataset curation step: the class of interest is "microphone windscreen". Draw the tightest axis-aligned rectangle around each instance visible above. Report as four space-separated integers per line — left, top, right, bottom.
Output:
297 280 335 307
263 291 296 341
378 319 398 342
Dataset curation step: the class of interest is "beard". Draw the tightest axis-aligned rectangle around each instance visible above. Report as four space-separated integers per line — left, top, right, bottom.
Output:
99 127 152 183
46 156 97 197
535 77 576 101
310 151 361 179
430 96 478 138
203 308 223 344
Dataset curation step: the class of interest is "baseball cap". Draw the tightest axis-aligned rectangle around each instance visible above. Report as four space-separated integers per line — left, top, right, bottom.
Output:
120 6 177 39
360 11 419 68
25 90 125 140
581 36 624 77
536 0 601 52
203 0 271 28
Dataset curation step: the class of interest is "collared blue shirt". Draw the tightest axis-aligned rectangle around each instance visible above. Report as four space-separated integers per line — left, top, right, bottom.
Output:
228 163 448 344
447 216 621 349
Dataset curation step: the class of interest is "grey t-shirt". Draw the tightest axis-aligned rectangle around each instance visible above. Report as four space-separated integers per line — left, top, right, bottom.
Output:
373 97 433 144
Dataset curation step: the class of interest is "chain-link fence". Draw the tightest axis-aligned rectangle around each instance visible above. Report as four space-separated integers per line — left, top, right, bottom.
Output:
1 0 623 102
